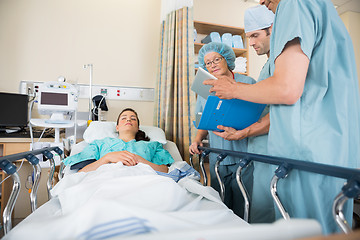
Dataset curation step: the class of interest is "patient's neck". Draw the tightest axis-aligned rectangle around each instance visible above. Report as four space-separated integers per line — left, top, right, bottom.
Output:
119 132 136 142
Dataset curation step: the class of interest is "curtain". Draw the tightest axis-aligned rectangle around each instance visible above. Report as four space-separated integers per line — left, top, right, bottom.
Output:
154 6 196 163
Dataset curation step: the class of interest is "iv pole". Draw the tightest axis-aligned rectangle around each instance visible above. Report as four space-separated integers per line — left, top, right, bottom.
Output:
83 64 93 121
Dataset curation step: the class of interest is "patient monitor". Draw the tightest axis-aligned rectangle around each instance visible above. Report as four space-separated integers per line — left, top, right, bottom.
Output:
30 81 79 145
37 81 78 121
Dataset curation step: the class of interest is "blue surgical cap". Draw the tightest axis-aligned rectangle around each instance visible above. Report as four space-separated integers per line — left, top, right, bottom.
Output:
198 42 236 71
244 5 274 33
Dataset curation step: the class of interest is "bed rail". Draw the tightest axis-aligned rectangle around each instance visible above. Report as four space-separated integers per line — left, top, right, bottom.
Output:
0 146 63 235
197 146 360 233
0 160 20 235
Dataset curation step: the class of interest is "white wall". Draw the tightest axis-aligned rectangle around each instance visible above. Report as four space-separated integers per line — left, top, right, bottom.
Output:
340 11 360 87
0 0 162 124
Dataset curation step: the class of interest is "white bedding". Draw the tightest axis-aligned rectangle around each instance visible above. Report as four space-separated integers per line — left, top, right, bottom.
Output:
5 162 322 240
5 162 245 239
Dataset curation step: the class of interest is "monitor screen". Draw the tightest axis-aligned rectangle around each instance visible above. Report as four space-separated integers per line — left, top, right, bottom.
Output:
0 92 29 128
40 92 68 106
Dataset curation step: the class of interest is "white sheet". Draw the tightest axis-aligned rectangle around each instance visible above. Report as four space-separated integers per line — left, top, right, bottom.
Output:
5 162 322 240
5 162 246 240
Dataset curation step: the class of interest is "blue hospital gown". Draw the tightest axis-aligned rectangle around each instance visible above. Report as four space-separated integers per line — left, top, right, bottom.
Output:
195 73 256 218
63 138 174 166
268 0 360 234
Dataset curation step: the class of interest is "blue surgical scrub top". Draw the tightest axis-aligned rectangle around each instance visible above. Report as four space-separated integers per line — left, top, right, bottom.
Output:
248 59 275 223
63 138 174 166
195 73 256 166
268 0 360 234
196 73 256 218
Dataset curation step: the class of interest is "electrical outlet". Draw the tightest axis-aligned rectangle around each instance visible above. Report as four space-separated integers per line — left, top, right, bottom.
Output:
100 88 108 96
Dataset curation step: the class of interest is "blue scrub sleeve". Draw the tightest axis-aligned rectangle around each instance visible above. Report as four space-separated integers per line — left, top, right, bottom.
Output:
272 0 316 60
234 73 256 84
63 140 101 166
150 141 175 166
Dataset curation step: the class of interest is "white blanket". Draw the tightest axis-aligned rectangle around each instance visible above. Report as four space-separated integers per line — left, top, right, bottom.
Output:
5 162 322 240
5 162 246 240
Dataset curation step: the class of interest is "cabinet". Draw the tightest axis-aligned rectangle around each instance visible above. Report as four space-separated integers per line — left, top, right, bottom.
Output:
0 141 30 225
194 20 249 75
0 139 54 226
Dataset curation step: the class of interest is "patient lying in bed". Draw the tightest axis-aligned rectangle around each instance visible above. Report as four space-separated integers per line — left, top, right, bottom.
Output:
4 109 247 239
3 108 323 239
64 108 174 173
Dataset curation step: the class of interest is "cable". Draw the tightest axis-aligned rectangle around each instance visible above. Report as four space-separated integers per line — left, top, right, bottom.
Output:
37 128 47 142
92 95 106 117
28 99 37 148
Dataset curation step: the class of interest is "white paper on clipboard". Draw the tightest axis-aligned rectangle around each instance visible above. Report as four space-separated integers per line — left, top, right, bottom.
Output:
191 67 217 99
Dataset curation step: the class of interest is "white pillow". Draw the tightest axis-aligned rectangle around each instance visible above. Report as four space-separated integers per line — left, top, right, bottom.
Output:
139 125 167 144
83 121 117 143
83 121 167 144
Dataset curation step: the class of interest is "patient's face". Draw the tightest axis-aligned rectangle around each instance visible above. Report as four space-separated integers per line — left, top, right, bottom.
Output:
116 110 139 134
204 52 230 78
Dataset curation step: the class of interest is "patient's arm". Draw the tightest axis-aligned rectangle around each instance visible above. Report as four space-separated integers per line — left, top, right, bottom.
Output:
136 157 168 173
78 151 168 173
213 113 270 141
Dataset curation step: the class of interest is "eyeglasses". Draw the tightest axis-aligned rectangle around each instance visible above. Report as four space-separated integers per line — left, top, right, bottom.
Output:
205 57 223 68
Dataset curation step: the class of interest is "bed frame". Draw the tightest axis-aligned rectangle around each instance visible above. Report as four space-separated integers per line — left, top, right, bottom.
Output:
1 145 360 236
193 146 360 233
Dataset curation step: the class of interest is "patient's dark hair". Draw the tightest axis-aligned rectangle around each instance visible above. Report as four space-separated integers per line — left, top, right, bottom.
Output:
117 108 150 142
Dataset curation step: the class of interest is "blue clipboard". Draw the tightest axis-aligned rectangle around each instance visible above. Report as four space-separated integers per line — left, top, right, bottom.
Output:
193 96 266 131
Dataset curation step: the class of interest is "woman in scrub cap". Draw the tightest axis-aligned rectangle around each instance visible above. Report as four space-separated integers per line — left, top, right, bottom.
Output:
204 0 360 234
189 42 256 219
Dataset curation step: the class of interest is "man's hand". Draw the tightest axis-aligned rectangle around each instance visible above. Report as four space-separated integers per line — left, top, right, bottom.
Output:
203 76 243 99
189 141 203 155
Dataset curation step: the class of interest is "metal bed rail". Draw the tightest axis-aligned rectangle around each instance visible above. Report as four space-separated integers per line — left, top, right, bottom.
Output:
0 146 63 235
197 146 360 233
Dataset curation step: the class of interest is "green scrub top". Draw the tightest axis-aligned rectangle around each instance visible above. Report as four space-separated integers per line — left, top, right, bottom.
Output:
268 0 360 234
63 137 174 166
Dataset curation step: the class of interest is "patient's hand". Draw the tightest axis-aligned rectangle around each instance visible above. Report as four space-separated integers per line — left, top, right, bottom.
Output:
104 151 140 166
213 125 250 141
80 151 168 173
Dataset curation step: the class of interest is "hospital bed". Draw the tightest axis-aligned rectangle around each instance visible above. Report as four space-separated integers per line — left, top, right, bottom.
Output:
0 121 355 239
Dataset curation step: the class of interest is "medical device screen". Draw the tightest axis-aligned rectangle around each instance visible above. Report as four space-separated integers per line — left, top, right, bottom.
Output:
40 92 68 106
0 92 28 128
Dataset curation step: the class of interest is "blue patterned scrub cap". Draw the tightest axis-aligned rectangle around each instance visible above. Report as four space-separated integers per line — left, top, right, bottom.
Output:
198 42 236 71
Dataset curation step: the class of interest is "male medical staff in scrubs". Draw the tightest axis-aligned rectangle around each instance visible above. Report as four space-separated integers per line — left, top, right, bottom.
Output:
189 42 255 218
204 0 360 234
244 5 274 223
213 5 275 224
